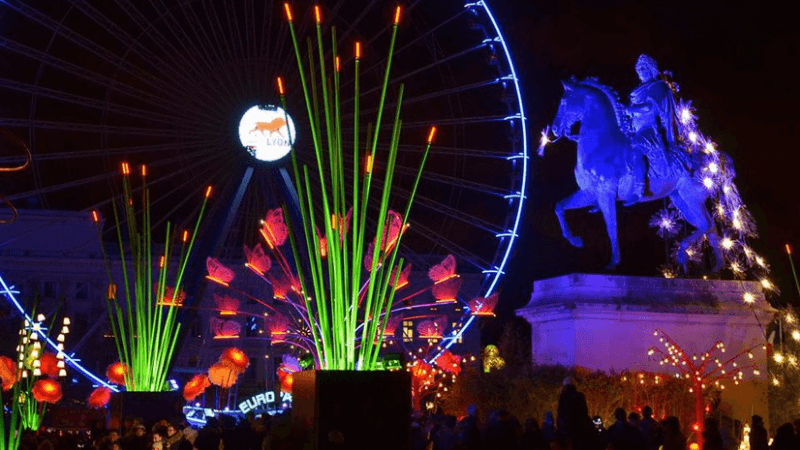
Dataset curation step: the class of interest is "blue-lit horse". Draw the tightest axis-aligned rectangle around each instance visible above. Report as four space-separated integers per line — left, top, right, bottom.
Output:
545 78 723 271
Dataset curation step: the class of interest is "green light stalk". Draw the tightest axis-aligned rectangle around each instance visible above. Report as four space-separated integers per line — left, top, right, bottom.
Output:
93 167 211 391
280 4 435 370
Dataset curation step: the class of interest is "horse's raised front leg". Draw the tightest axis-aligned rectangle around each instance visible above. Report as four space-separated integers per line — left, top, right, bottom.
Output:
596 190 620 270
555 189 597 249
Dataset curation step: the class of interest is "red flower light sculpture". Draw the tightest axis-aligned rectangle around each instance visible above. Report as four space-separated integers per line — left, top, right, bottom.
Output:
267 313 291 343
469 293 499 317
106 362 128 385
208 361 238 389
244 243 272 275
261 208 289 248
220 348 250 374
392 264 412 290
206 257 236 286
434 350 462 376
210 317 241 339
87 386 112 408
39 352 61 378
183 374 211 401
417 317 446 340
32 378 62 404
214 294 240 316
0 355 16 391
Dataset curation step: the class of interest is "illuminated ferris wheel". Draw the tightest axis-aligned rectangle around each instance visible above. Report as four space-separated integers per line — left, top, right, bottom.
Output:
0 0 528 376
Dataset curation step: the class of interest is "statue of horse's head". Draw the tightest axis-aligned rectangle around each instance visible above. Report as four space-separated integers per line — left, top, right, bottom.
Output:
552 79 584 139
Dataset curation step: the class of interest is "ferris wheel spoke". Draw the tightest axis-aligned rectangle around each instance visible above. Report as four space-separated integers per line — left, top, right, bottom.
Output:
143 0 247 109
65 0 210 102
353 43 486 100
148 161 233 232
339 7 470 90
391 165 512 198
350 78 503 118
3 0 207 110
0 139 222 166
0 78 187 126
374 142 511 159
9 149 221 207
200 1 249 102
392 188 503 236
0 37 193 116
171 3 248 106
0 118 220 138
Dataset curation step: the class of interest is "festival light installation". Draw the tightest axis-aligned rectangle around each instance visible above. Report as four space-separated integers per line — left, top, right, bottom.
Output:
232 3 436 371
92 165 212 391
648 329 762 448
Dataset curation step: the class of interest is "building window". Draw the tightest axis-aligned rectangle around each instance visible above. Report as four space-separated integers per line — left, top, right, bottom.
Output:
75 282 89 300
402 320 414 343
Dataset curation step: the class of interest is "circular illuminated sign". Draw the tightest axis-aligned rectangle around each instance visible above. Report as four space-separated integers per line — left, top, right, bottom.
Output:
238 105 296 162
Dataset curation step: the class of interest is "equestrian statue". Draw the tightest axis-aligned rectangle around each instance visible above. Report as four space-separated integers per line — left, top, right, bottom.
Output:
539 54 733 272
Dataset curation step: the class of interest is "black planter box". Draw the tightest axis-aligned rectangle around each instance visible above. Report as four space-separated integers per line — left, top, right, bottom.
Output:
292 370 411 450
110 391 184 431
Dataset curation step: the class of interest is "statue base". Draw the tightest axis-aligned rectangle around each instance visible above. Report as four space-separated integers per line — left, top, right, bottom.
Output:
516 273 774 427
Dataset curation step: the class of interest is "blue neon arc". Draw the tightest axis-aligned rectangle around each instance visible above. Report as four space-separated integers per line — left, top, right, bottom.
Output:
434 0 529 361
0 271 118 392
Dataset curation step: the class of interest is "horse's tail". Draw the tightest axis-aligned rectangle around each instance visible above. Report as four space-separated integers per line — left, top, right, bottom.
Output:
695 149 761 268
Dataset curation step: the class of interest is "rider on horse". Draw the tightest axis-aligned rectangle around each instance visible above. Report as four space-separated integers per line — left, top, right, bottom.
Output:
627 54 691 201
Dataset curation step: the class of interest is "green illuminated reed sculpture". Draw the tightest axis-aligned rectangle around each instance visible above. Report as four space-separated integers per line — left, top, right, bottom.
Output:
278 4 435 370
93 165 211 391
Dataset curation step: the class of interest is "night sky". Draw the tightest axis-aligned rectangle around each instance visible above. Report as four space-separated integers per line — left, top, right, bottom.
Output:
492 0 800 316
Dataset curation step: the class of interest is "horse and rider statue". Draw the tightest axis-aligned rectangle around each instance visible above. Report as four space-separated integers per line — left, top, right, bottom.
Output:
540 54 733 272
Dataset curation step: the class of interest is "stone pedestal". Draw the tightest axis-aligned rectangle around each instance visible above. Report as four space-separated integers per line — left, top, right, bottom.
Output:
516 273 775 427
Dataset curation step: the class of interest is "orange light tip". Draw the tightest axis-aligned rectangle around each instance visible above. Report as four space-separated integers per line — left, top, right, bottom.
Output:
394 6 402 25
314 5 322 24
277 76 285 95
140 164 147 177
365 154 374 174
121 162 130 175
205 186 213 198
283 3 293 22
182 230 189 243
355 42 362 59
91 210 99 223
787 244 792 255
427 126 437 144
335 56 340 73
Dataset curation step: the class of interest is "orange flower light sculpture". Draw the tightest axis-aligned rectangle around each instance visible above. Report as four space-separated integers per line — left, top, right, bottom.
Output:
220 348 250 375
106 362 128 386
208 361 238 389
183 374 211 401
32 378 62 404
0 355 16 391
39 352 61 378
87 386 112 408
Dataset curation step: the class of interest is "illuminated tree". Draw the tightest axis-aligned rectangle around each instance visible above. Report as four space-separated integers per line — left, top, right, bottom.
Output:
648 329 762 447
